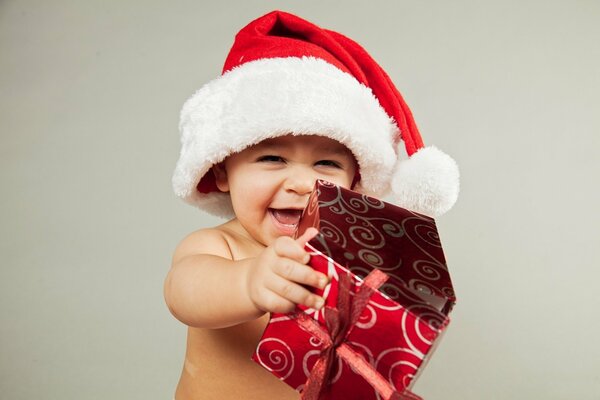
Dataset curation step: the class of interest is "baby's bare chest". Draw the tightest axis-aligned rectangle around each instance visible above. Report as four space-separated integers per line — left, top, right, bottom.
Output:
178 315 300 399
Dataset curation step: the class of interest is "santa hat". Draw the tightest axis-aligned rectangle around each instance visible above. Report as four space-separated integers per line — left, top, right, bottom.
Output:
173 10 459 218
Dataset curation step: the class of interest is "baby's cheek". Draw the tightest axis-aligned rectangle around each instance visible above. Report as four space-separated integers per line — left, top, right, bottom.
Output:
251 186 276 208
322 173 354 189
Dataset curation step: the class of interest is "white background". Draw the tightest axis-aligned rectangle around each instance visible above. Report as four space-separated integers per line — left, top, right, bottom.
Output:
1 1 599 399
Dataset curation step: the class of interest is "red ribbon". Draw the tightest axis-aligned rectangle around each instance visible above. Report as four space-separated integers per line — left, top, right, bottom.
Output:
296 269 423 400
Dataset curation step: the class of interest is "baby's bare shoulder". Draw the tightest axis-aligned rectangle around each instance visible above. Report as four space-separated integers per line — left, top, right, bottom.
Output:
172 227 234 264
172 220 261 265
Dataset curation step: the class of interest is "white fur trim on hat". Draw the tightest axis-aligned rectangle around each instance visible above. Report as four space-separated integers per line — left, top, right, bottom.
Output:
172 56 398 217
390 146 460 217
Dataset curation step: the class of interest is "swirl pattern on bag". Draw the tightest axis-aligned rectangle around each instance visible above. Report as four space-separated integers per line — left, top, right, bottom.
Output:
297 180 455 315
253 181 454 399
254 338 295 380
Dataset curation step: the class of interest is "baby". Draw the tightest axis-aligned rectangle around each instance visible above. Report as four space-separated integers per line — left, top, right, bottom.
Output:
164 10 459 400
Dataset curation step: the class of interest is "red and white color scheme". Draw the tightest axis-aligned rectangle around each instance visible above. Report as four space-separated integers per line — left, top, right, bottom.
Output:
252 246 447 400
252 181 455 399
172 10 459 218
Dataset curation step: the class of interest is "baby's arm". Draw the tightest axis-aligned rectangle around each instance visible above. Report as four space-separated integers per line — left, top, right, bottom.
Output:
164 228 328 329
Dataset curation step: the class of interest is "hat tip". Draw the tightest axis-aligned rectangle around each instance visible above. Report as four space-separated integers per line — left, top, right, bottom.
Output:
390 146 460 217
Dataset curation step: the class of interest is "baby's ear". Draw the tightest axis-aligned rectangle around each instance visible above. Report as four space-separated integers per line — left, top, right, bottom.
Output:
212 163 229 192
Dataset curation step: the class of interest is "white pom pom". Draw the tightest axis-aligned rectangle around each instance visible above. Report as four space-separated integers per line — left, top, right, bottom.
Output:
391 146 460 217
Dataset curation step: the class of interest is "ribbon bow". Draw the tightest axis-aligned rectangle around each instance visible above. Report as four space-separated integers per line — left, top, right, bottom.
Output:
296 269 422 400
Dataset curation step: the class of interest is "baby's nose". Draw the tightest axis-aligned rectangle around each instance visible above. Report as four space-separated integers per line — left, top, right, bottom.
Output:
283 168 316 195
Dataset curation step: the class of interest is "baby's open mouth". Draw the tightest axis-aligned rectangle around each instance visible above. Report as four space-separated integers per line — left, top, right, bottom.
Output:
269 208 303 227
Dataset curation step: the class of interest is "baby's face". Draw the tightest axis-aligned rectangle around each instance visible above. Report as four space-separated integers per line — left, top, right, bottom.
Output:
214 135 357 246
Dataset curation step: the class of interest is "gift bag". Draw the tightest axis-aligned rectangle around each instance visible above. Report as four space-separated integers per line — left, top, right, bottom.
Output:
253 180 456 400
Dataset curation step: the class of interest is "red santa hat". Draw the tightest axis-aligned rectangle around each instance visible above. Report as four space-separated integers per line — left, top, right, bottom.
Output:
173 10 459 217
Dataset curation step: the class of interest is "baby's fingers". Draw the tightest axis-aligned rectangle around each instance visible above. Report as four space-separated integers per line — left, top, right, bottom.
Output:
259 289 297 314
273 236 310 264
269 275 325 310
296 227 318 247
274 259 328 290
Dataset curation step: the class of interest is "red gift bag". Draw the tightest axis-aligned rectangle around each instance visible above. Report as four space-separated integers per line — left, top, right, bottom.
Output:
253 181 456 400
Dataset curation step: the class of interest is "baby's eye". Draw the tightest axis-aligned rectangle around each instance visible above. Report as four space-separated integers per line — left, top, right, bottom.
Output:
257 155 285 163
315 160 342 168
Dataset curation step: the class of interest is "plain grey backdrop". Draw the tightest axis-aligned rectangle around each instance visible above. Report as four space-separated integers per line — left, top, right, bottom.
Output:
1 0 599 399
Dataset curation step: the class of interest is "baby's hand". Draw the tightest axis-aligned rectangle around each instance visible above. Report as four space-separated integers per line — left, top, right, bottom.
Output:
245 227 329 314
